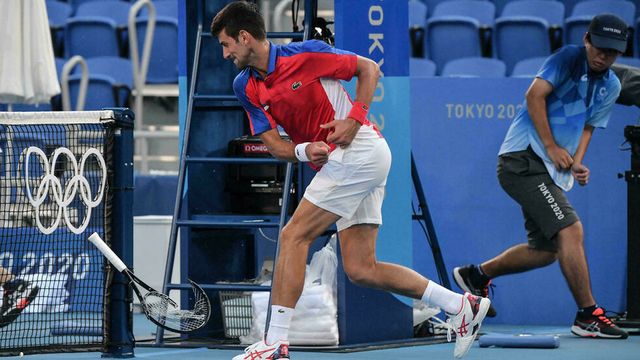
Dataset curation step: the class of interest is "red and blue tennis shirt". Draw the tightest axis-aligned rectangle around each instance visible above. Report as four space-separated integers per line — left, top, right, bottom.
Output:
233 40 379 147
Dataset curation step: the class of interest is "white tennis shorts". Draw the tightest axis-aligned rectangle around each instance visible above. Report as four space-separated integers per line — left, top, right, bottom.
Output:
303 135 391 231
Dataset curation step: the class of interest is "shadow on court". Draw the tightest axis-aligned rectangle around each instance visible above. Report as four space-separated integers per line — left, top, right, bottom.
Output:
19 323 640 359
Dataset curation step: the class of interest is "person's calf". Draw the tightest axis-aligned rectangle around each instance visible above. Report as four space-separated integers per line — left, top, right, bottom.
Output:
483 245 557 277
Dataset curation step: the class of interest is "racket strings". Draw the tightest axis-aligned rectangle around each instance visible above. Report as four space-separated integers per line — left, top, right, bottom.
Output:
142 284 211 332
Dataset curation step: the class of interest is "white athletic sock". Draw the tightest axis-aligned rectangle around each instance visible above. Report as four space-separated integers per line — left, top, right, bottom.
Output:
421 281 464 315
265 305 294 345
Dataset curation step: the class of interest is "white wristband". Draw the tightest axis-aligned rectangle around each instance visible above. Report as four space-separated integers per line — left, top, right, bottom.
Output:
294 142 311 162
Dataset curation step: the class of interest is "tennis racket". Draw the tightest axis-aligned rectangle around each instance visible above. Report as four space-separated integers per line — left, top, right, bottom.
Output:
88 232 211 333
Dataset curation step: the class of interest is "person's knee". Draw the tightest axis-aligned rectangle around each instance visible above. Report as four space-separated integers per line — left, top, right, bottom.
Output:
536 248 557 266
279 224 310 248
521 245 557 267
557 221 584 248
343 261 375 287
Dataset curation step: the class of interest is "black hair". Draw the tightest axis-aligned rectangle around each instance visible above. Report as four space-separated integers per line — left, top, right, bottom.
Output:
210 1 266 41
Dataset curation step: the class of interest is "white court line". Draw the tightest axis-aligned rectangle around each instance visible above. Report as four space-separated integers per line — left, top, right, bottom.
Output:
135 347 210 358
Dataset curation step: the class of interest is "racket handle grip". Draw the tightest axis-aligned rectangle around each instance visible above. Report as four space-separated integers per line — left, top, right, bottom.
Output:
88 232 128 272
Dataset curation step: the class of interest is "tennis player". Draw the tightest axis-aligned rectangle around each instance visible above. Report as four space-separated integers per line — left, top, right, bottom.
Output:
210 2 490 359
0 266 39 328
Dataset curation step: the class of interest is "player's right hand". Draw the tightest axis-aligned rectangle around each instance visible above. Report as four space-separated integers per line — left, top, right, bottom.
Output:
307 141 331 167
546 145 573 170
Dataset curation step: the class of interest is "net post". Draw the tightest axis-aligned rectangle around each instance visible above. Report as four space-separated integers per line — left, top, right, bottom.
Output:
103 108 135 358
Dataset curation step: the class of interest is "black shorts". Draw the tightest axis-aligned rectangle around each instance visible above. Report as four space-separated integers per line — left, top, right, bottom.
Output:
497 147 579 252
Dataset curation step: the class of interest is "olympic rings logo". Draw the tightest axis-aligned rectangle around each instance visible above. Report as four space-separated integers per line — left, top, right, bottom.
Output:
22 146 107 235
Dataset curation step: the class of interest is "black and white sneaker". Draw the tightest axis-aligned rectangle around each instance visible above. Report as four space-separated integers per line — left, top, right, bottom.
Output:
452 265 497 318
571 307 628 339
0 279 40 328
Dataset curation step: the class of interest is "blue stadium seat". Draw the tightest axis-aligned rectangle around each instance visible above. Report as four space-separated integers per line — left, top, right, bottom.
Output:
55 57 66 77
65 16 122 58
510 56 547 77
410 58 437 77
409 0 428 29
637 17 640 57
81 56 133 107
492 0 510 17
615 56 640 67
75 1 131 25
68 0 122 14
567 0 635 27
494 0 565 73
565 0 635 54
426 0 496 73
431 0 496 27
569 0 640 20
441 57 507 77
500 0 564 29
138 0 178 18
493 0 557 17
418 0 449 17
46 0 73 57
46 1 72 28
562 0 582 17
74 1 132 56
68 74 121 110
135 17 179 83
83 57 133 88
409 0 428 57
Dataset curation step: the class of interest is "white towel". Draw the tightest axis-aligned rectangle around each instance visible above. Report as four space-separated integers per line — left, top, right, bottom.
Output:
0 0 60 105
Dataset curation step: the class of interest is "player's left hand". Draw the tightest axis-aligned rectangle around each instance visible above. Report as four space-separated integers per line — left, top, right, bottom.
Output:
320 118 360 148
571 163 589 186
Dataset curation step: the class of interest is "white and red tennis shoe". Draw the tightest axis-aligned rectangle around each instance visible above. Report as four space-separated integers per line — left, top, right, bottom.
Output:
446 292 491 358
232 339 289 360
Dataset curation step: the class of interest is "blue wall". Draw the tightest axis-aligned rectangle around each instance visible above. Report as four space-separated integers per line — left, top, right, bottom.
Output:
333 0 414 342
335 0 412 283
411 77 639 326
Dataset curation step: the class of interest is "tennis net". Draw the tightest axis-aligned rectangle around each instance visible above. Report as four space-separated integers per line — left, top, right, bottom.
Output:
0 110 126 356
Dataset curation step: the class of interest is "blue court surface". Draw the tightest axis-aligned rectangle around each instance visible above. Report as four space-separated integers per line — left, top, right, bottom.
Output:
16 321 640 359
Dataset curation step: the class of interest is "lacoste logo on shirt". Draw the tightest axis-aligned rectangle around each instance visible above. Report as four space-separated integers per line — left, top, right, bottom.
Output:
292 81 302 90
